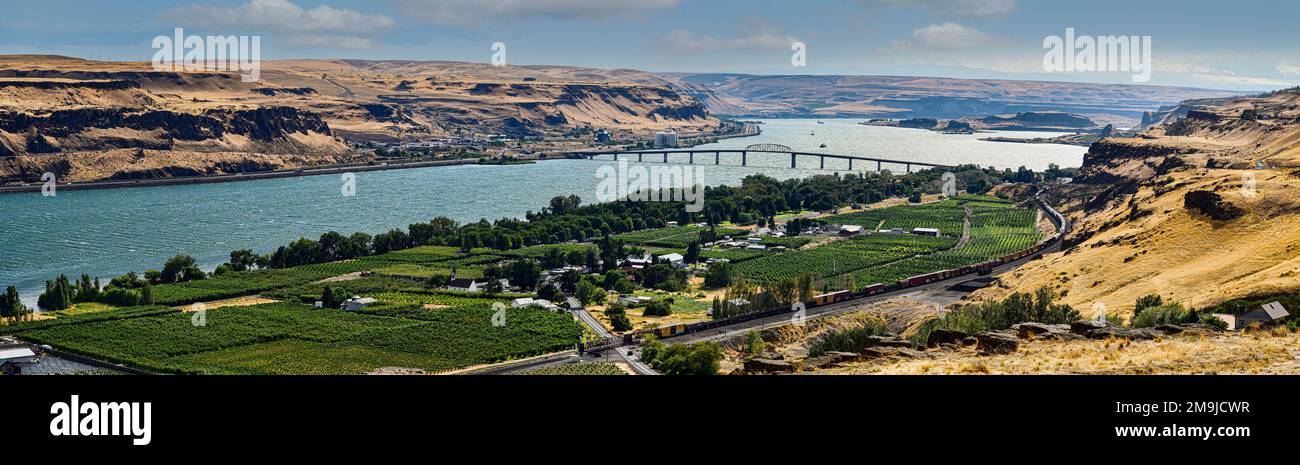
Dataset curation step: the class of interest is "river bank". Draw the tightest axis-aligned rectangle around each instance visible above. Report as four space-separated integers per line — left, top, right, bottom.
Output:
0 158 483 195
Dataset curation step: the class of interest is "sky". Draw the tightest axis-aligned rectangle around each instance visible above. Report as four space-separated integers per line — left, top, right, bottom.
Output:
2 0 1299 91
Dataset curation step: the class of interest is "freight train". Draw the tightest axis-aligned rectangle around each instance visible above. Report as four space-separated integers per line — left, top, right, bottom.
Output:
636 193 1068 342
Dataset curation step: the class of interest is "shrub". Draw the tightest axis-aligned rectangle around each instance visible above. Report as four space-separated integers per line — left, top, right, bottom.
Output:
744 330 767 356
647 341 722 375
1130 303 1195 328
1200 314 1229 331
643 299 673 317
915 287 1081 343
810 318 889 356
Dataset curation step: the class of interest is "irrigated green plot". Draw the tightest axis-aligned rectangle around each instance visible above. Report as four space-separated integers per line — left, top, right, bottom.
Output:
821 201 966 236
733 234 955 283
18 302 582 374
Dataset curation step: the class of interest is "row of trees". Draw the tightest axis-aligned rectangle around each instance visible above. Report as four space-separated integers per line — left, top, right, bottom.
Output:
31 253 200 310
0 286 31 320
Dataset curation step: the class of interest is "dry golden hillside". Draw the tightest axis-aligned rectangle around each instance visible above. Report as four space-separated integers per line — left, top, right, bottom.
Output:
975 88 1300 315
0 55 721 183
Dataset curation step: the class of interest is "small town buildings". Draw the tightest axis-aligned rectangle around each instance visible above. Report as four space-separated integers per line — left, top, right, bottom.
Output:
912 227 942 237
840 225 864 236
342 297 377 312
745 244 768 251
595 129 613 143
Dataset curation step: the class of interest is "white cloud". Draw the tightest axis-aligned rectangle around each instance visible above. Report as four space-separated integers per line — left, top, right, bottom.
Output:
858 0 1017 19
160 0 396 48
665 18 798 53
1277 64 1300 77
890 23 1010 51
389 0 679 26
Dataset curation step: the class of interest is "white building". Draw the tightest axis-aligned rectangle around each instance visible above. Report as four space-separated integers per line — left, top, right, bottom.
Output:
342 297 377 312
0 347 38 375
912 227 941 237
447 279 481 292
840 225 864 236
512 298 560 310
658 253 686 268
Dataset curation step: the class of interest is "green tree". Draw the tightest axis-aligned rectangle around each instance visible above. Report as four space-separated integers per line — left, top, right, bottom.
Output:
606 304 633 332
685 241 701 264
161 254 205 283
643 299 673 317
703 262 735 289
38 274 75 311
1 286 30 319
228 249 258 272
744 330 767 356
1135 294 1164 314
141 283 155 305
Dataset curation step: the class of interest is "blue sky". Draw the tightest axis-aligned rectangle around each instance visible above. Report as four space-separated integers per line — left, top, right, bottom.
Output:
2 0 1298 90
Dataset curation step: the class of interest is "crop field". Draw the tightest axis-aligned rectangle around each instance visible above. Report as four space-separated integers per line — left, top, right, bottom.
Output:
496 243 594 260
733 234 955 283
151 260 388 306
10 302 581 374
756 236 814 249
822 201 966 236
613 225 746 248
515 363 627 376
843 205 1042 288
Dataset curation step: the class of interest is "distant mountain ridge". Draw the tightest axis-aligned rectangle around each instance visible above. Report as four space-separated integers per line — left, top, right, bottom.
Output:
660 73 1247 128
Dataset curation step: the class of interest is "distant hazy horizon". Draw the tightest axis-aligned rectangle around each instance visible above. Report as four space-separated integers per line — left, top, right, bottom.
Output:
3 0 1299 91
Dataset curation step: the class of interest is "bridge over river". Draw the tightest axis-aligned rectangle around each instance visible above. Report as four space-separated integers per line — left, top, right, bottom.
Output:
568 144 953 173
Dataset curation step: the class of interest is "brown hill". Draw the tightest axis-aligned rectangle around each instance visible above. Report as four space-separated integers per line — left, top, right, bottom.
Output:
0 56 719 183
974 87 1300 315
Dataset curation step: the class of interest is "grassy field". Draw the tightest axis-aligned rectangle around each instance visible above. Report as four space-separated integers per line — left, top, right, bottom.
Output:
733 234 955 283
845 204 1041 288
9 302 581 374
613 225 746 248
515 363 628 376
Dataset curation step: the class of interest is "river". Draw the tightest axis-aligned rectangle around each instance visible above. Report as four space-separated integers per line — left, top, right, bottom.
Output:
0 119 1085 306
